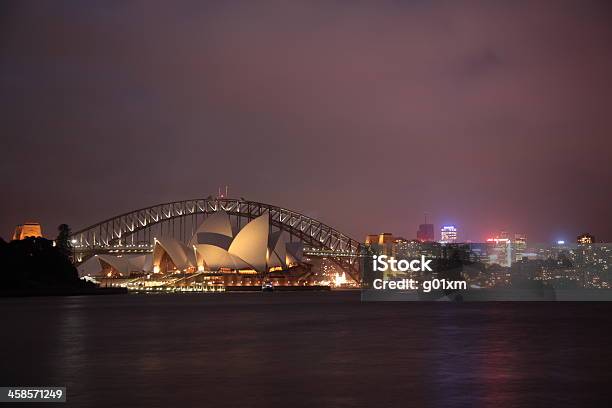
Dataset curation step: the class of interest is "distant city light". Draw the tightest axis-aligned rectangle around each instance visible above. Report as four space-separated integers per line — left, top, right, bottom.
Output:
557 240 565 245
486 237 510 243
334 272 347 287
440 225 457 243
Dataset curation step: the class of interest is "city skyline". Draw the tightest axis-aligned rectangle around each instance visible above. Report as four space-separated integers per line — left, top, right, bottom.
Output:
1 1 611 242
7 202 602 246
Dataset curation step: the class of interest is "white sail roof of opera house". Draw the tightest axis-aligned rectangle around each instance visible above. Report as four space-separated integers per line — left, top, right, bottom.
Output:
267 230 289 268
227 212 270 272
152 237 196 271
77 254 149 277
285 242 303 266
193 243 252 271
192 212 288 273
188 210 233 249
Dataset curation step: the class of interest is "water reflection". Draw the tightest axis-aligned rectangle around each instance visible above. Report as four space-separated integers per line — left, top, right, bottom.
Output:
0 294 611 407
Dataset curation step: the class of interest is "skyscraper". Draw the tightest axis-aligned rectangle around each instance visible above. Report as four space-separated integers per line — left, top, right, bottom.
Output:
487 234 513 267
440 225 457 243
364 233 395 255
417 223 434 242
365 234 379 246
513 233 527 262
378 233 395 256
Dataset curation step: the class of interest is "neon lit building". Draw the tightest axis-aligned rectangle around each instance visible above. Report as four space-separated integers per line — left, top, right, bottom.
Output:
440 225 457 243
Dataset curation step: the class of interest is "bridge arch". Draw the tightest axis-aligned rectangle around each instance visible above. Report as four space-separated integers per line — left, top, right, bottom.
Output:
70 198 364 282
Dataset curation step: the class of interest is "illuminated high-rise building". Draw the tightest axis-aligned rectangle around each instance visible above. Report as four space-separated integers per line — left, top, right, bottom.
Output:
364 233 394 255
577 233 595 245
513 233 527 262
365 235 379 246
378 233 394 255
416 214 434 242
440 225 457 243
377 233 394 245
487 234 512 267
417 224 434 242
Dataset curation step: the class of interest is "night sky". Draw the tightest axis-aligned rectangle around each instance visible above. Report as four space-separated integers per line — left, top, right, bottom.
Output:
1 1 611 243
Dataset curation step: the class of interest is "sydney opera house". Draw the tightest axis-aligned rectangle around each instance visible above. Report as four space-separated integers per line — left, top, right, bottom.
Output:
77 212 306 289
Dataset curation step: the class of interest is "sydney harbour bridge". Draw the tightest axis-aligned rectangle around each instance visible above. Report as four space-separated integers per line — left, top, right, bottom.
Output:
69 198 365 283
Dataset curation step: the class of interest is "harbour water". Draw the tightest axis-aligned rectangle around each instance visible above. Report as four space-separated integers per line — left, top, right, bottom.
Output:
1 291 611 407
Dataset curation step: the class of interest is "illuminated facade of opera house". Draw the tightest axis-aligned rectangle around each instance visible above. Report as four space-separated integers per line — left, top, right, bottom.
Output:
77 211 306 289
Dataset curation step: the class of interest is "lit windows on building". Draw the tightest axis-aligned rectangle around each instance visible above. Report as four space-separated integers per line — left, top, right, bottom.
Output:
364 233 395 255
440 225 457 243
365 234 379 246
513 233 527 262
577 233 594 245
486 237 512 267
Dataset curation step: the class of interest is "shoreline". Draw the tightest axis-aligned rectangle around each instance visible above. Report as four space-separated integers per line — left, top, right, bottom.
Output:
0 286 128 298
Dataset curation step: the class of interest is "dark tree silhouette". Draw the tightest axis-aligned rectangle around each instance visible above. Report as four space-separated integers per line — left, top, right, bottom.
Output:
56 224 72 260
0 237 85 291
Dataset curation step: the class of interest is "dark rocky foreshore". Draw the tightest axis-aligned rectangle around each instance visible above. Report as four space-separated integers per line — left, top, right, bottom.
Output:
1 236 126 298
